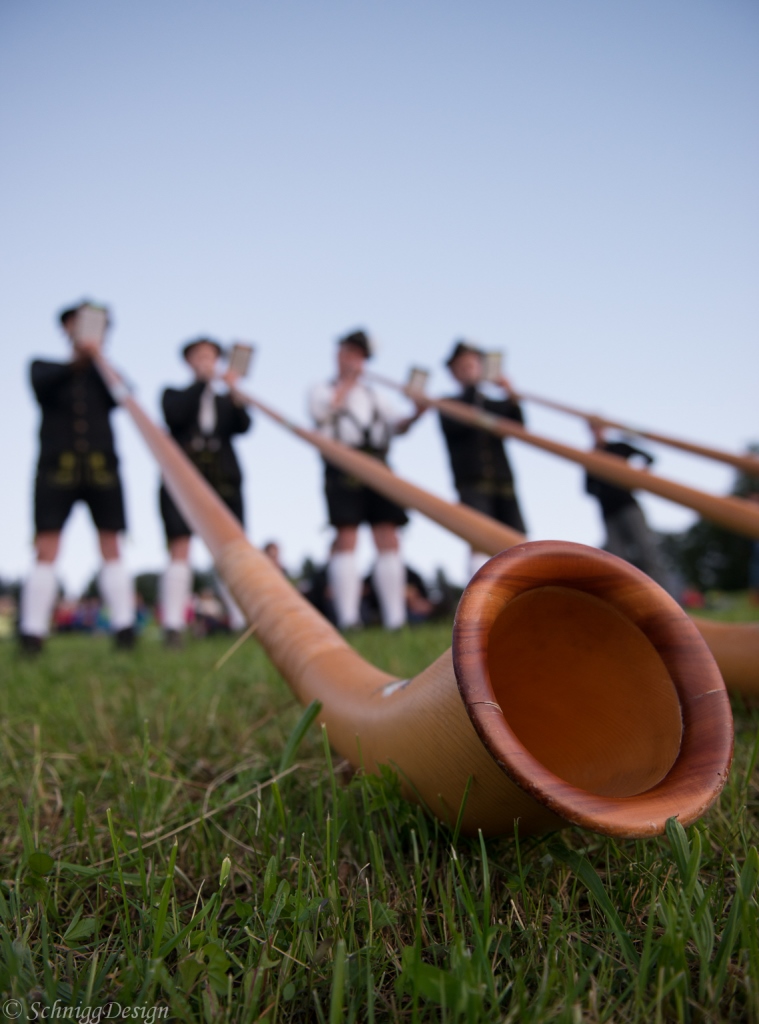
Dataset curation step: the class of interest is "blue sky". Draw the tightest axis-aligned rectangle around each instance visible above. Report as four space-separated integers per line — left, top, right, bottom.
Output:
1 0 757 593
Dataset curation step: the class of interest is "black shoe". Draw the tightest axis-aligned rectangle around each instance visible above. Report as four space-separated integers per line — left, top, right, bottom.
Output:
114 626 137 650
18 634 44 656
163 629 184 649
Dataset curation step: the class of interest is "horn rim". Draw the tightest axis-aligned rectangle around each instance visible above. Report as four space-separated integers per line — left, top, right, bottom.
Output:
453 541 734 837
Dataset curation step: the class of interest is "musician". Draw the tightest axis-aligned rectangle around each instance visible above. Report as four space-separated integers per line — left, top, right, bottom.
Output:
584 419 669 588
440 340 527 577
309 329 424 630
159 338 251 644
19 301 137 653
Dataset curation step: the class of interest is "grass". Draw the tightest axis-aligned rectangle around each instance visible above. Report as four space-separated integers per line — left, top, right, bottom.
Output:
0 615 758 1023
690 592 759 624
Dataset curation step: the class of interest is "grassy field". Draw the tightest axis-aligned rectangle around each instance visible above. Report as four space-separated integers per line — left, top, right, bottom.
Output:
1 615 758 1023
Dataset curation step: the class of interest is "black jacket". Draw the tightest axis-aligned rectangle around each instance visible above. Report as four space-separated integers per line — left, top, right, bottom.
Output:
31 359 118 466
585 441 653 516
162 381 252 486
439 385 524 489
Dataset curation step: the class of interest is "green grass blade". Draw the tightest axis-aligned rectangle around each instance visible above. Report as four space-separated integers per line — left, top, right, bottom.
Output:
278 699 322 773
151 840 178 959
550 840 640 972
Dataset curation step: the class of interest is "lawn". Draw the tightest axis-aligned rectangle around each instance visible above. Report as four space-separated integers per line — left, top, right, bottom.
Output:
0 616 757 1022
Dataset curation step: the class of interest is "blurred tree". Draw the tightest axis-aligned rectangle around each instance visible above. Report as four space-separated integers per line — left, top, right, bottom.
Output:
660 445 759 591
135 572 159 607
0 578 21 600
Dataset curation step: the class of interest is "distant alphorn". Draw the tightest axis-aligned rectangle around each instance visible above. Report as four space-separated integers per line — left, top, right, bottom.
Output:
367 372 759 541
92 356 733 837
518 390 759 479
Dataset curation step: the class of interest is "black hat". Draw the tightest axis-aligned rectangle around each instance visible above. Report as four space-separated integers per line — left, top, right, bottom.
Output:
182 337 224 361
338 329 373 359
445 340 484 367
58 300 110 327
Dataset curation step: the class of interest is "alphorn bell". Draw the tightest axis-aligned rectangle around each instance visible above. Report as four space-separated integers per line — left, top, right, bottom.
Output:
367 371 759 542
94 356 733 838
518 389 759 479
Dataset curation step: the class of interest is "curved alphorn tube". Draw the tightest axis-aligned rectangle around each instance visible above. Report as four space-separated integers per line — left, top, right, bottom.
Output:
95 358 733 836
518 390 759 479
368 373 759 541
237 387 759 696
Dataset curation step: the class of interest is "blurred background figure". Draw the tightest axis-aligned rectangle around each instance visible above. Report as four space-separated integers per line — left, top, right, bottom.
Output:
585 419 669 589
439 341 527 579
263 540 287 575
192 587 227 637
309 329 424 631
159 338 252 646
18 301 136 653
361 564 440 626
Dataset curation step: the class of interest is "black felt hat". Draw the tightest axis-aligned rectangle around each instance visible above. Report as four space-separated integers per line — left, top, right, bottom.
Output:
445 340 484 367
182 337 224 361
338 329 373 359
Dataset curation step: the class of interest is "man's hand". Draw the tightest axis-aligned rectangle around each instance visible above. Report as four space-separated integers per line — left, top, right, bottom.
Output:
495 373 521 401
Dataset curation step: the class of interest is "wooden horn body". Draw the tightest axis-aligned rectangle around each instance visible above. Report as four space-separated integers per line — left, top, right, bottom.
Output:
519 390 759 478
97 361 733 836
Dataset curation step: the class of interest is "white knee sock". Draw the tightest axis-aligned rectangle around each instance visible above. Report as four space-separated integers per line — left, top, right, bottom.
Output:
99 560 136 631
19 563 59 638
468 551 491 581
160 561 192 632
215 576 247 630
373 551 407 630
328 551 361 629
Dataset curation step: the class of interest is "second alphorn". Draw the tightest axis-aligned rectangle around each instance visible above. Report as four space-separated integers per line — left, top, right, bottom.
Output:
518 389 759 479
93 356 733 838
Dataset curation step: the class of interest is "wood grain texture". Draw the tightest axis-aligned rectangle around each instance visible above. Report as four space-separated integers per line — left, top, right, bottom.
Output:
454 542 734 835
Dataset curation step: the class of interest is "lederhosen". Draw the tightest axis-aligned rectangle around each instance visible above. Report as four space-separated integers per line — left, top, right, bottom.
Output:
439 385 526 534
324 394 408 528
160 382 251 540
31 359 127 534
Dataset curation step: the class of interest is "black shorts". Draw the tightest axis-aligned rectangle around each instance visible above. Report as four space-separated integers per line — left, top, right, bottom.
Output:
160 481 244 541
324 463 409 528
458 481 526 534
34 452 127 534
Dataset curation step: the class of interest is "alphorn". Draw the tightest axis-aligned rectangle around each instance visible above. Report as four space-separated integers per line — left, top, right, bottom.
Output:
94 356 734 837
518 390 759 479
238 388 759 696
367 372 759 541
